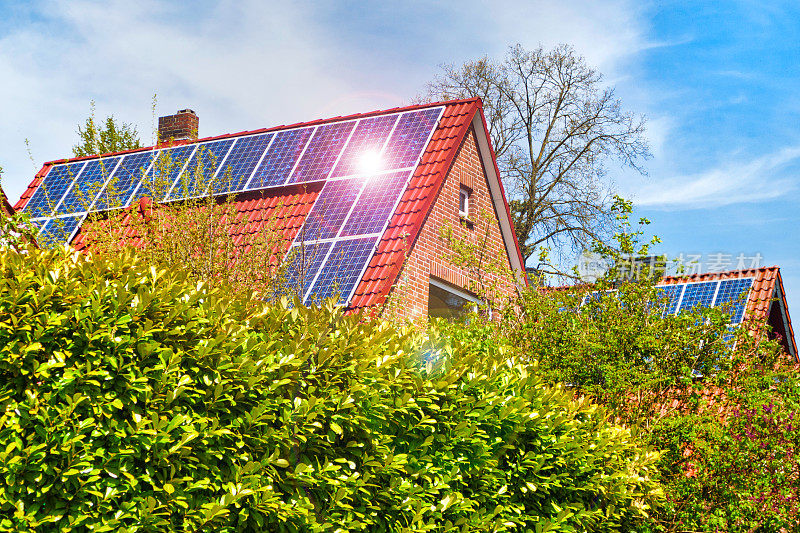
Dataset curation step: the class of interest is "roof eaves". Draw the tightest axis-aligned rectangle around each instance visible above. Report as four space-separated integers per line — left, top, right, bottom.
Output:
770 270 798 362
0 185 14 216
657 266 781 285
471 106 527 285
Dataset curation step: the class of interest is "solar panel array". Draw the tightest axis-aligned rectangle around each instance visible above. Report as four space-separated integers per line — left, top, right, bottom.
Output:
282 106 444 306
581 278 754 326
655 278 754 324
23 105 445 306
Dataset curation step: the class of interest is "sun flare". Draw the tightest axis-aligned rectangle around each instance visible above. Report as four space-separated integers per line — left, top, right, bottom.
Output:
358 150 382 175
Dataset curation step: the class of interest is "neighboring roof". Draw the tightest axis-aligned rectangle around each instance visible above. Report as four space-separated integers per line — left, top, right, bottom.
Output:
539 266 800 363
658 267 797 361
0 185 13 217
540 266 796 361
14 98 526 311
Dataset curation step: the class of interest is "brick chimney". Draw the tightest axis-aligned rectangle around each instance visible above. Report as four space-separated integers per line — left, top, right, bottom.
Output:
158 109 198 144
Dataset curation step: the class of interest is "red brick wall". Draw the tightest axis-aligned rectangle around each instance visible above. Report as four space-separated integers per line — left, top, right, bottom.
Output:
386 126 518 319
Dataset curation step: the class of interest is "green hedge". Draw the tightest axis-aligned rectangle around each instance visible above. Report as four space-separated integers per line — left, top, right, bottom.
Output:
0 246 661 531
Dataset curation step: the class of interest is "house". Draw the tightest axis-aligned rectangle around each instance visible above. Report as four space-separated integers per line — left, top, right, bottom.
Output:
656 267 797 362
567 266 797 362
13 99 526 318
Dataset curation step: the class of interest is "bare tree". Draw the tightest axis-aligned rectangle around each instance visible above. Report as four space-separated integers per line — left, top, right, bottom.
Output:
424 44 650 270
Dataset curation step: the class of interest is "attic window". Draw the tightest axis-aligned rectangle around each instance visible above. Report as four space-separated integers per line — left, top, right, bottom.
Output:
458 186 471 218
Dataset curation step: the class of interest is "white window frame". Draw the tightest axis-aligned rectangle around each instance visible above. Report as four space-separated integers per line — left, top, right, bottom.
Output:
429 277 487 318
430 278 481 306
458 186 470 219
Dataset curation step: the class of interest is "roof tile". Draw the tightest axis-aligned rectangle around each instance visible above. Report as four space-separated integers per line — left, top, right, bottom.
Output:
73 188 319 255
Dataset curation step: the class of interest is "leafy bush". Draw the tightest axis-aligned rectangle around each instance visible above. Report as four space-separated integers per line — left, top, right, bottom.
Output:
505 282 755 423
0 246 661 531
486 278 799 531
660 403 799 531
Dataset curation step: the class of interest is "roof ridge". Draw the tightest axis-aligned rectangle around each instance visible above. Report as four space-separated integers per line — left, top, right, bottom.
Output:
659 266 780 283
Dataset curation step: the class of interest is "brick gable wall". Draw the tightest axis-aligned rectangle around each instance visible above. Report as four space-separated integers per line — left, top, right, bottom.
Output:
385 126 517 319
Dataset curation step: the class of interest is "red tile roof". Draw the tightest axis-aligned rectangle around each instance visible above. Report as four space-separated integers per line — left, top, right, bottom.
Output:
542 267 797 362
15 98 526 312
659 267 777 322
0 186 13 217
72 185 320 255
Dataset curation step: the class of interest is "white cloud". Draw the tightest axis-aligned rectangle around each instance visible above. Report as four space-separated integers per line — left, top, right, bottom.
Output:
643 114 675 159
0 0 652 204
631 145 800 209
0 0 369 200
488 0 649 77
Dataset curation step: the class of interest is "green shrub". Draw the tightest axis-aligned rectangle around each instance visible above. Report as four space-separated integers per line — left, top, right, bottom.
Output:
420 190 800 529
489 279 798 531
505 282 749 423
655 403 799 531
0 246 661 531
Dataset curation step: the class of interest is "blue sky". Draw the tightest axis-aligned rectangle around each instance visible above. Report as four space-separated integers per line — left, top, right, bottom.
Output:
1 0 799 326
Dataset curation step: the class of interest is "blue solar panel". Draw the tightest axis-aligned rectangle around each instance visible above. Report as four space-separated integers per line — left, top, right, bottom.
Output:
678 281 719 313
211 133 274 195
331 115 399 177
655 285 684 316
299 178 364 241
38 214 85 247
714 278 753 324
283 241 333 299
247 128 314 189
306 236 378 305
578 279 752 327
339 170 410 237
23 162 87 218
57 157 121 215
288 122 355 184
382 108 443 169
168 138 235 200
93 152 156 211
136 145 196 202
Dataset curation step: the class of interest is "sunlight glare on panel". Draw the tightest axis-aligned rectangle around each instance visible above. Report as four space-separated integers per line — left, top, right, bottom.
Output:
358 150 383 175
